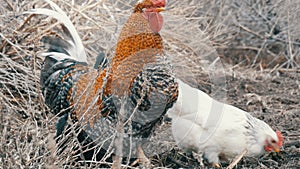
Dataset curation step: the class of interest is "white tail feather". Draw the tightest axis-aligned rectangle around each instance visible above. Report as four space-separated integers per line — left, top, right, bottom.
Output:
24 0 87 63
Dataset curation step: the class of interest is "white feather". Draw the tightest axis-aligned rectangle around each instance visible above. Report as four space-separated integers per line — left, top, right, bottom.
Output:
24 0 87 63
39 52 76 61
168 79 279 164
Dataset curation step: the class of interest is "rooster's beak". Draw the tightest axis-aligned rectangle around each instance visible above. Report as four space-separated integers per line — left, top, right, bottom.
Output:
156 7 165 12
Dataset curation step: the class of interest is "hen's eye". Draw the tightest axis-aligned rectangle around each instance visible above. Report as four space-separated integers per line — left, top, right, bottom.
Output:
271 140 276 144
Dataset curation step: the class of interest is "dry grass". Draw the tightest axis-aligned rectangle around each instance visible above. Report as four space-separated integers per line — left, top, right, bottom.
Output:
215 0 300 69
1 0 299 168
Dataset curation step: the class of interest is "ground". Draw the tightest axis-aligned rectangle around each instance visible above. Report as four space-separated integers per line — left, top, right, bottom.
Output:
0 0 299 168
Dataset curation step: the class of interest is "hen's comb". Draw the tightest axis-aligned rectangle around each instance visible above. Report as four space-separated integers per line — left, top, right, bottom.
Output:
276 131 283 147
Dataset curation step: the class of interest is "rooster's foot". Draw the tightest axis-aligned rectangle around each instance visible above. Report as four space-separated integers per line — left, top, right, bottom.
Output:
209 162 221 168
136 146 152 168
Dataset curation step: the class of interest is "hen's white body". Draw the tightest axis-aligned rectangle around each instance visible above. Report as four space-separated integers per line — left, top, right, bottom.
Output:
167 79 279 164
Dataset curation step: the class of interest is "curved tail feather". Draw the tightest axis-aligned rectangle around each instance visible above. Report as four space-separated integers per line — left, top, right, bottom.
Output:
24 0 87 63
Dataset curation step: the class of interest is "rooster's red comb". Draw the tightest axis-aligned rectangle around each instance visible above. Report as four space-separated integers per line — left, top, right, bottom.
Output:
276 131 283 147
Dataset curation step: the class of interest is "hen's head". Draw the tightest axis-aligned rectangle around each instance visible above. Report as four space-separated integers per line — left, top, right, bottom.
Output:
264 131 283 153
134 0 167 33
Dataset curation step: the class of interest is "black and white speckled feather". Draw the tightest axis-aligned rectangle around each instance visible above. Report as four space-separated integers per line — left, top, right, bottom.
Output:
127 64 178 138
40 56 88 116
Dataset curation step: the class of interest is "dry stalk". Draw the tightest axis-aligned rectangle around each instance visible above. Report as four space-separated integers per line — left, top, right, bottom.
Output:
226 149 248 169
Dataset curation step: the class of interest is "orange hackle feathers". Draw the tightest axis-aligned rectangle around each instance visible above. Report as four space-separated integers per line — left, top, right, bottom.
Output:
106 9 164 97
97 2 164 97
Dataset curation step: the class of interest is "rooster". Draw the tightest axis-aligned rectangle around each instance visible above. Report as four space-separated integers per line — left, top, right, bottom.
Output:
26 0 178 166
167 79 283 167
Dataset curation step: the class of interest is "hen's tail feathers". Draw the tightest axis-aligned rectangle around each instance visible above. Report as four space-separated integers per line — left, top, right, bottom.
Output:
24 0 87 63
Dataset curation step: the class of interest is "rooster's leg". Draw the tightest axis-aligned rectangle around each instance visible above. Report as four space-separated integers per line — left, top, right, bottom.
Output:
210 162 221 168
136 145 151 168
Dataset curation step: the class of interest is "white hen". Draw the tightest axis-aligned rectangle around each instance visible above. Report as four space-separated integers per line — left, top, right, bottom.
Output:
167 79 283 167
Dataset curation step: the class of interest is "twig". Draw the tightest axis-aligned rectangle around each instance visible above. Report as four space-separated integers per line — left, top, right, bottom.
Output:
112 99 126 169
226 149 247 169
32 41 45 112
4 0 13 11
237 23 265 39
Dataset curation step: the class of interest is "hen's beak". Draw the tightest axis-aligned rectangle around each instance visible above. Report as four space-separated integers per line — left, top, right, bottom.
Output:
273 145 280 153
156 7 165 12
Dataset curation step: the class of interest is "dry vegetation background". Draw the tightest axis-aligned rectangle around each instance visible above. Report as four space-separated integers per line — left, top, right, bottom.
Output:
0 0 299 168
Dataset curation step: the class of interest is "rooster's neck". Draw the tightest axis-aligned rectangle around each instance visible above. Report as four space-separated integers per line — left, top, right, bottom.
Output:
105 12 163 97
117 13 161 42
114 13 163 62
